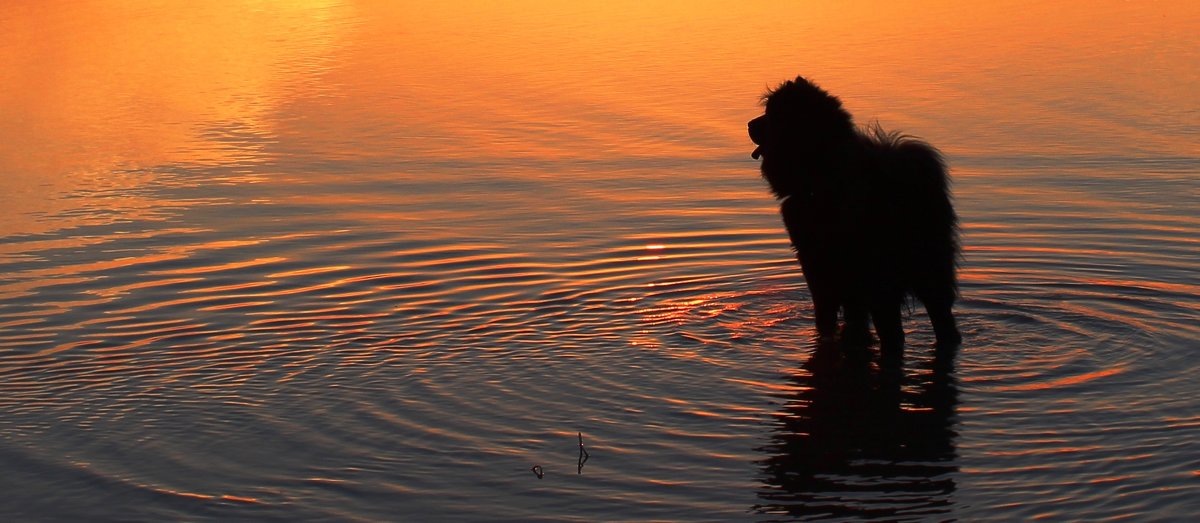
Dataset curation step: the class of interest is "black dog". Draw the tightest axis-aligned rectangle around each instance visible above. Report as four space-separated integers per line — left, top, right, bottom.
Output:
748 76 961 361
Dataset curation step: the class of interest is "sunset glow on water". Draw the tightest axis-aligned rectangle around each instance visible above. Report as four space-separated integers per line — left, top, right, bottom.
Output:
2 1 1198 520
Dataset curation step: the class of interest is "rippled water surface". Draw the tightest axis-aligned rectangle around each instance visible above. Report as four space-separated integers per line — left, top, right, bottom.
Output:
2 1 1198 521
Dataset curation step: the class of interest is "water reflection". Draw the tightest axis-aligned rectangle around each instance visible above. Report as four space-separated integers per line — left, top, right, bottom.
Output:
1 0 1196 520
755 344 960 520
0 0 352 238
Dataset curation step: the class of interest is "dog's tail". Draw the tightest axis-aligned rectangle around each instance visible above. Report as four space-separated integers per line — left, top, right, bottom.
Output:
867 124 961 300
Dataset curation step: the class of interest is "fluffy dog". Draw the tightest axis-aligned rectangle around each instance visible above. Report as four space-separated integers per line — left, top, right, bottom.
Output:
748 76 961 361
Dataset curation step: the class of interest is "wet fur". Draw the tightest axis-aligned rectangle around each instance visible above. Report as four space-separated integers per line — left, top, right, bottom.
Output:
748 76 962 360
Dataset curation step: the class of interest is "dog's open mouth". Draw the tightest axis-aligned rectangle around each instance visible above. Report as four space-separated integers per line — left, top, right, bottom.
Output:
751 146 763 160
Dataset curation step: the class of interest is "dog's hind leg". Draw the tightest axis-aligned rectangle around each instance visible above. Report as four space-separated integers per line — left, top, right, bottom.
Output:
916 286 961 348
925 299 962 348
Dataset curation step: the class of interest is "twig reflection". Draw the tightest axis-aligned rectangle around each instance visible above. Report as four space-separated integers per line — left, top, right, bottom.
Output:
578 432 590 474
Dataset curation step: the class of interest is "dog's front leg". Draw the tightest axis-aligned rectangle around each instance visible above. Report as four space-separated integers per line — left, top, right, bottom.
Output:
799 262 840 340
871 300 905 367
809 286 840 341
840 301 872 347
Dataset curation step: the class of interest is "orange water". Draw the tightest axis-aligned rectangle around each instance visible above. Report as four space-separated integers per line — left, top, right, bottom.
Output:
2 1 1197 520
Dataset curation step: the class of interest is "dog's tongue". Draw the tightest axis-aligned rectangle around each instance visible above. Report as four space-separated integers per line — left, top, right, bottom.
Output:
751 146 762 160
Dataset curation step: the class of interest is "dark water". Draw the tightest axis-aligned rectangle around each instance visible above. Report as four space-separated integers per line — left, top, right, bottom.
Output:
2 1 1198 521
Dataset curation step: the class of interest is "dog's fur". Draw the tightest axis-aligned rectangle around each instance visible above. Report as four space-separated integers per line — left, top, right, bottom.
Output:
748 76 961 359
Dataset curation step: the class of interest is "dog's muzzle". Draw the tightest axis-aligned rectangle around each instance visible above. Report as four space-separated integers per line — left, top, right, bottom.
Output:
748 115 768 159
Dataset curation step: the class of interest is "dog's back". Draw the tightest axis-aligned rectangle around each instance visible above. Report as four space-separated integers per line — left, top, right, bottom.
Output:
863 127 960 303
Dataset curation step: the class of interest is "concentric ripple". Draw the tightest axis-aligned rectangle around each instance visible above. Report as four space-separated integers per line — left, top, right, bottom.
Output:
2 160 1196 520
2 0 1198 518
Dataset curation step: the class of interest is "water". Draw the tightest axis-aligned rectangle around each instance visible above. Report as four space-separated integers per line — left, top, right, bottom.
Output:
2 1 1197 521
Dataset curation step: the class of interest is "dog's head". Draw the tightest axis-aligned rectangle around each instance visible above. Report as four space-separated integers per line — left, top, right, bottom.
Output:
748 76 856 161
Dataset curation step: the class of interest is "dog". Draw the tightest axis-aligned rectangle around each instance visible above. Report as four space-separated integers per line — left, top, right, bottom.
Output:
748 75 961 361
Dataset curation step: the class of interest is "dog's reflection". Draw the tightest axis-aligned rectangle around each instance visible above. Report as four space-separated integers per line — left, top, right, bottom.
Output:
754 342 960 520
